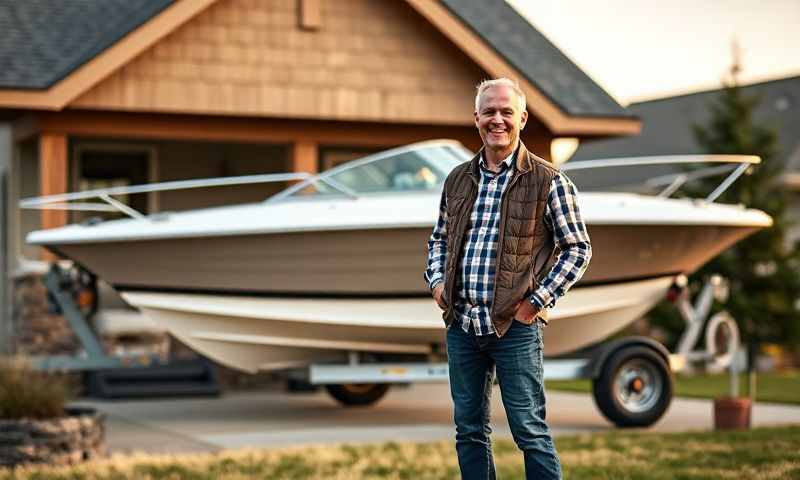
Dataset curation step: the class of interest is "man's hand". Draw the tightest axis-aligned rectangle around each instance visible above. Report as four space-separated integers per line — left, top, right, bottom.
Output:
433 283 447 310
514 300 541 325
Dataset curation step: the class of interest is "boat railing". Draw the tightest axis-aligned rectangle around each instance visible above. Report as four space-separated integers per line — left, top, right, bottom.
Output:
561 154 760 202
18 172 358 219
19 152 761 220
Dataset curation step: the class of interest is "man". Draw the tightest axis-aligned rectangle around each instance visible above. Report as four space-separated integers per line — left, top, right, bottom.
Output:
424 78 592 480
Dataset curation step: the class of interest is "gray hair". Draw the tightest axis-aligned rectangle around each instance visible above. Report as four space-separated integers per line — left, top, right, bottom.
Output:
474 78 526 112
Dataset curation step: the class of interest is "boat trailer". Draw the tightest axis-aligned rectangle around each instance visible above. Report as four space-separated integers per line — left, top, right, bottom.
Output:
32 262 740 425
298 274 740 428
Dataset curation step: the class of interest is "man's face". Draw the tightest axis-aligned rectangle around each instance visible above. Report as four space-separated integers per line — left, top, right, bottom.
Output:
474 85 528 154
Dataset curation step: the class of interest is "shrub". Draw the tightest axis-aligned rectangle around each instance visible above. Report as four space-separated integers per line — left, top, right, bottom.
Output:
0 357 71 419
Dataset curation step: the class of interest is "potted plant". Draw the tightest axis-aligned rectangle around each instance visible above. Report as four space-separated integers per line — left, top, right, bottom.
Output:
713 345 752 430
0 357 106 467
713 395 751 430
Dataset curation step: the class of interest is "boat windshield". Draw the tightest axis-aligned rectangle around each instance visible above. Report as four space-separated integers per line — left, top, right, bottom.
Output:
285 142 471 198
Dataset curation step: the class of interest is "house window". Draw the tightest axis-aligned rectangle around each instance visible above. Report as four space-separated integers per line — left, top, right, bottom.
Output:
71 143 158 222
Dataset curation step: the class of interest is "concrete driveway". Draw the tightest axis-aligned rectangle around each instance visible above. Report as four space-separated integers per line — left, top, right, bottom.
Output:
76 383 800 455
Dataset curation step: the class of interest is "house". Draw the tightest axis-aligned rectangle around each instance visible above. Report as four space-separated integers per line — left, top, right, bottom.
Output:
569 75 800 239
0 0 640 352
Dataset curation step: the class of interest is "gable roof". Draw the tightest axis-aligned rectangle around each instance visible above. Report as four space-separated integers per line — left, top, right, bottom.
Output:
0 0 639 135
0 0 216 110
440 0 631 120
0 0 174 90
567 75 800 190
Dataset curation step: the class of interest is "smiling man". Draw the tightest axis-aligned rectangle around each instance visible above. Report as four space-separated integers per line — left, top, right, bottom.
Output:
424 78 592 479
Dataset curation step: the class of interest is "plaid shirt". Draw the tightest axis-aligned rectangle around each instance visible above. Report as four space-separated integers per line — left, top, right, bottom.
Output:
424 152 592 336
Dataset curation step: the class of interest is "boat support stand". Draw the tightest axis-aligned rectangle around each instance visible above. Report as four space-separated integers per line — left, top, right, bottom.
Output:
29 264 164 371
669 274 741 373
28 264 220 398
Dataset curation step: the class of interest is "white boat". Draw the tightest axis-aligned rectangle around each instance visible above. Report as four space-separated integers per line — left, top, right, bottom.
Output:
24 140 772 372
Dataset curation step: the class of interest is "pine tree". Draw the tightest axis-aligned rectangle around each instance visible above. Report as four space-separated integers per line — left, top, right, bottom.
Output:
645 48 800 354
684 51 800 349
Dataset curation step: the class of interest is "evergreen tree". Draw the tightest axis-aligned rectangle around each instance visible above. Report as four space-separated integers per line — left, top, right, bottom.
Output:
652 53 800 351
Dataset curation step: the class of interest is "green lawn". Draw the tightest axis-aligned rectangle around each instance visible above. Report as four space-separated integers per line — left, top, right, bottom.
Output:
3 426 799 479
546 369 800 404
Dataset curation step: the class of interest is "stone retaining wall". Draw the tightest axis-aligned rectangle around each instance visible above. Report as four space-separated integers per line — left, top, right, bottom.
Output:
0 407 105 467
12 270 80 357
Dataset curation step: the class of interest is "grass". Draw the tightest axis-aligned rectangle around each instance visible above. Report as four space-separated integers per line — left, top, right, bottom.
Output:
0 357 70 419
1 426 798 479
545 369 800 404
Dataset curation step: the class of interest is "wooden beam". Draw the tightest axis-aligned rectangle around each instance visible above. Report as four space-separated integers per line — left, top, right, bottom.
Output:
292 140 319 175
299 0 321 30
32 110 482 150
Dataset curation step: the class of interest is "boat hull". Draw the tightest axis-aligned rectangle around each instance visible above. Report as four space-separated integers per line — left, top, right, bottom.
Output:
57 223 757 295
122 276 675 373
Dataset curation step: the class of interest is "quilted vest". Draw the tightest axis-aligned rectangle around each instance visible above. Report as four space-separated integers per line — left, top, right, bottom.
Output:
441 142 558 337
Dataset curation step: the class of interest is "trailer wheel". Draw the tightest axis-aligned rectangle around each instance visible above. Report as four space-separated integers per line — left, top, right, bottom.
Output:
592 345 673 427
325 383 390 407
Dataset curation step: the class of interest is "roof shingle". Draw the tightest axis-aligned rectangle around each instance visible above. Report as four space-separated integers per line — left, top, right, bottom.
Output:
0 0 173 90
440 0 632 119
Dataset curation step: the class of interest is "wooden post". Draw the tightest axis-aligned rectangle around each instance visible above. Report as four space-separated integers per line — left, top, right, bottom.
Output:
39 134 68 229
291 140 318 175
38 133 68 260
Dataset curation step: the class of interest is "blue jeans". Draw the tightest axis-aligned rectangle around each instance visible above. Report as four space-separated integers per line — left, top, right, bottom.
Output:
447 319 562 480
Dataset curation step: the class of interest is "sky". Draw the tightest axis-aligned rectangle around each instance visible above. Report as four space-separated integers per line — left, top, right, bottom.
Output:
508 0 800 105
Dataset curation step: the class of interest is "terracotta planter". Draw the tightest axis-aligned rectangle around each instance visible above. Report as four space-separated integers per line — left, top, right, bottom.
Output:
713 396 752 430
0 406 106 467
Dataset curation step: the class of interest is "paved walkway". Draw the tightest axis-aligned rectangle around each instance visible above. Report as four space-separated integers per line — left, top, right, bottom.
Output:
76 383 800 455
